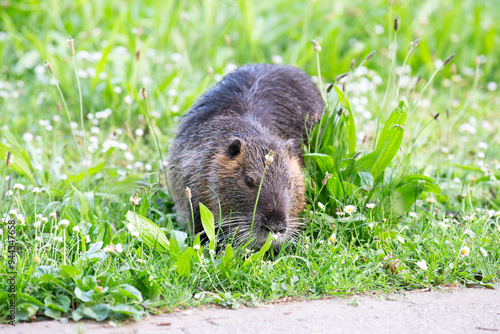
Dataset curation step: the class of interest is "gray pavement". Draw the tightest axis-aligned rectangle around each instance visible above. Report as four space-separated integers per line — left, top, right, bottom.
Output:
2 288 499 334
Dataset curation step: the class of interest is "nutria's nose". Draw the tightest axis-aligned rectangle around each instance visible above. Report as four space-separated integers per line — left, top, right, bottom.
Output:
263 210 287 234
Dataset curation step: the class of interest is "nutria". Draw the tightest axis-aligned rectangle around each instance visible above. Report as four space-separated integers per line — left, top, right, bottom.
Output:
166 64 324 249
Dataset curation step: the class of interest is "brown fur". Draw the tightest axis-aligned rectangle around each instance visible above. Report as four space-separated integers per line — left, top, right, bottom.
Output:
166 64 324 248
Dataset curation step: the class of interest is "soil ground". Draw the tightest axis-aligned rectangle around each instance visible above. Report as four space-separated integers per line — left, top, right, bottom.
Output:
2 288 499 334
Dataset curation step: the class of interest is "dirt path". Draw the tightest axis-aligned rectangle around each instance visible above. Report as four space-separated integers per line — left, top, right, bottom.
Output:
2 288 499 334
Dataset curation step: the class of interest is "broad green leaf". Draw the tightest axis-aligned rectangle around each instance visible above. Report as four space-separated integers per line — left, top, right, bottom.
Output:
44 308 62 319
16 303 39 321
244 232 273 266
382 182 423 218
92 304 111 321
65 161 107 183
74 287 94 302
116 284 143 302
61 265 82 279
0 143 35 183
370 125 404 179
111 304 144 317
199 202 216 250
125 211 170 252
175 248 194 276
44 295 70 313
71 185 92 223
222 244 234 269
377 97 408 151
359 171 374 190
334 86 356 155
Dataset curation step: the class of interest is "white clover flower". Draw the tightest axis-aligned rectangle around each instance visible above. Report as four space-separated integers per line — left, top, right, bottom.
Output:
34 221 41 228
460 246 470 257
344 205 356 215
13 183 25 191
5 190 13 197
438 221 450 229
72 226 80 233
416 260 428 270
41 217 48 223
54 236 63 243
366 203 376 210
58 219 70 229
49 211 57 219
32 187 41 195
193 244 201 251
115 243 123 253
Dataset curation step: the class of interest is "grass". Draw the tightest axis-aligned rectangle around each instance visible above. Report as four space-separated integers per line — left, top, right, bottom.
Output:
1 0 499 324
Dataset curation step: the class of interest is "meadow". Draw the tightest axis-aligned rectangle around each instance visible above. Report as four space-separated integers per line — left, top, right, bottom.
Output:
1 0 499 323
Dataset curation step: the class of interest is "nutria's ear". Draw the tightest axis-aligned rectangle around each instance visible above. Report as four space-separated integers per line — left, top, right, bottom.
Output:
228 138 242 157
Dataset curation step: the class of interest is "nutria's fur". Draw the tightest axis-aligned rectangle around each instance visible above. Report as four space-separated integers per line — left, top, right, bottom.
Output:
166 64 324 248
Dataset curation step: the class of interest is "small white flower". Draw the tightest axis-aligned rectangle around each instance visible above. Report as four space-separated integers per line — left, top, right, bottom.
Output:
344 205 356 215
460 246 470 257
85 235 91 243
124 151 135 161
116 243 123 253
54 236 63 243
271 55 283 64
209 249 216 256
409 212 417 218
9 209 18 216
41 216 48 223
137 258 146 263
464 229 475 237
126 223 135 232
58 219 70 229
416 259 428 270
368 222 374 228
32 187 41 195
264 150 274 165
438 221 450 229
328 233 336 244
271 233 278 240
478 152 485 159
426 197 436 204
35 236 42 243
5 190 13 197
479 247 488 257
317 202 325 211
13 183 25 190
397 235 405 244
72 226 80 233
448 262 454 270
90 126 100 134
478 142 488 150
16 214 25 224
193 244 201 251
124 95 133 104
104 244 115 253
34 221 42 228
23 133 34 142
129 193 141 206
366 203 376 210
131 231 140 237
49 211 57 219
134 129 144 137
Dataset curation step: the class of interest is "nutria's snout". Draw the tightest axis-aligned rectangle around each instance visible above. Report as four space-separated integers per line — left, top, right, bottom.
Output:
260 209 288 235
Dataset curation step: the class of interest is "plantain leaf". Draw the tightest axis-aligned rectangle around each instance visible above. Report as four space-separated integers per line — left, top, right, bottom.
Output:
199 202 216 250
370 125 404 179
125 211 170 252
244 232 273 266
377 97 408 151
0 143 36 183
334 86 356 155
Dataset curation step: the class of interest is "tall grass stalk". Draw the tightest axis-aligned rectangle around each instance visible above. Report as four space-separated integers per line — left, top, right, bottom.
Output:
45 61 85 178
69 36 89 190
141 87 168 185
373 20 399 151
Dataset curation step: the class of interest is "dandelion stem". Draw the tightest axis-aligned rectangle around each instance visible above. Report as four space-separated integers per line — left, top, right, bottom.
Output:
248 164 269 245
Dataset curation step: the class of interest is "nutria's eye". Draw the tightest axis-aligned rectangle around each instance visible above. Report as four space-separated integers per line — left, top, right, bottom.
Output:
245 175 256 188
228 138 242 157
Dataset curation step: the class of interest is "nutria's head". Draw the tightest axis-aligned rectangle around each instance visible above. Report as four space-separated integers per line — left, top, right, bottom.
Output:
210 132 306 250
